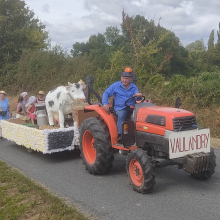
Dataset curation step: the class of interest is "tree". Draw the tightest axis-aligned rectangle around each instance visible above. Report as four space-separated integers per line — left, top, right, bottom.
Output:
0 0 49 77
215 22 220 50
121 11 191 78
104 26 120 46
70 42 89 56
185 39 206 51
208 30 215 50
71 34 106 56
217 22 220 44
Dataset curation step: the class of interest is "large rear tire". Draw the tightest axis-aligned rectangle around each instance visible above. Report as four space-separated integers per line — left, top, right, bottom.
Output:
191 147 216 180
126 149 155 193
80 117 114 175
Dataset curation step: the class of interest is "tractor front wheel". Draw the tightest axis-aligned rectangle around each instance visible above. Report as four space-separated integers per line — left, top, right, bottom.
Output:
191 147 216 180
126 149 155 193
80 117 114 175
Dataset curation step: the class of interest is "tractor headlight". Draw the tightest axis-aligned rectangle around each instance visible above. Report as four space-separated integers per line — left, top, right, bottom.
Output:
145 115 166 127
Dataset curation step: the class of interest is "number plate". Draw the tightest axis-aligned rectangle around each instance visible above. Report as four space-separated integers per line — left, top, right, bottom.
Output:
169 129 210 159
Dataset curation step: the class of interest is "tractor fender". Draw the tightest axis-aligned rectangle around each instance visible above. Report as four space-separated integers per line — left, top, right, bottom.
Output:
84 105 118 146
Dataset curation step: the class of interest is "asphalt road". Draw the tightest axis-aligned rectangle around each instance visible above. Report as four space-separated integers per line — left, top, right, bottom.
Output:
0 139 220 220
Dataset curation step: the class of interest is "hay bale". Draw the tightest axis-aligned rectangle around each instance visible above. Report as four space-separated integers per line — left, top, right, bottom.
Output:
71 99 88 110
39 125 60 130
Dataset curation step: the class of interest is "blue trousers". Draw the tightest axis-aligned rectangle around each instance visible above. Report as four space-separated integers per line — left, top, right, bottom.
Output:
116 107 133 134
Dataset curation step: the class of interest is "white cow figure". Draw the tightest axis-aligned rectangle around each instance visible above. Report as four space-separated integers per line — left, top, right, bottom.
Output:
45 82 86 128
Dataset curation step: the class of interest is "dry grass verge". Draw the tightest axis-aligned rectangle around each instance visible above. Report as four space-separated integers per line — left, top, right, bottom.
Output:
211 137 220 149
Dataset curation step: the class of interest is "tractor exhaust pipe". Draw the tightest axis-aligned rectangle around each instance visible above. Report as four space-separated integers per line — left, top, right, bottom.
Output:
86 75 102 105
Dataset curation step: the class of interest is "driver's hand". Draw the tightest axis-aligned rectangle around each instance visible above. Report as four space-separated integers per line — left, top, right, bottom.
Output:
103 105 109 112
134 93 142 97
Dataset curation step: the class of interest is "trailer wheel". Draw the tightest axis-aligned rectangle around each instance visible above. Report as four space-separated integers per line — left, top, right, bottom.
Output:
80 117 114 175
126 149 155 193
191 147 216 180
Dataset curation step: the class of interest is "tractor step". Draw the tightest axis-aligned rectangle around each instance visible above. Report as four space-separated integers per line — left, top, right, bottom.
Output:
113 144 138 151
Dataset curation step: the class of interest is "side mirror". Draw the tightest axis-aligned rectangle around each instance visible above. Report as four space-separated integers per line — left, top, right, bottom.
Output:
175 97 182 108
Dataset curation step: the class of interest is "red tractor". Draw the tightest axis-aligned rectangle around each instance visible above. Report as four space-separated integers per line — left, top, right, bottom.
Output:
79 75 216 193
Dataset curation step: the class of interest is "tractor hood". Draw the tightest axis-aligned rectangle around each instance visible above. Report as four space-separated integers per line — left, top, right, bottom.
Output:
137 106 194 119
135 106 196 134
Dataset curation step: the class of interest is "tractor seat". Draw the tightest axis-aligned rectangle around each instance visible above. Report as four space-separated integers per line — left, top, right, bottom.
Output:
109 99 133 121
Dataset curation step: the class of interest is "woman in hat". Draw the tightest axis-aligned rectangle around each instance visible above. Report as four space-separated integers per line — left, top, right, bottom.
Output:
37 91 45 103
20 92 29 104
0 90 12 138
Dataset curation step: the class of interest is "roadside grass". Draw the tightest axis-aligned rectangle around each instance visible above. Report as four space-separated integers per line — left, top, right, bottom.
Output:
211 137 220 149
0 160 89 220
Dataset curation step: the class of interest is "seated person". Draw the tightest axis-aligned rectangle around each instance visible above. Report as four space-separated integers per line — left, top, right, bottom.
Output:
25 96 37 124
37 91 45 103
0 90 11 138
102 67 142 141
16 96 26 118
20 92 29 111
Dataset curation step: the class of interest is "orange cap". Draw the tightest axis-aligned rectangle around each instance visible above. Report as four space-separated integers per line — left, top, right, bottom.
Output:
124 67 132 73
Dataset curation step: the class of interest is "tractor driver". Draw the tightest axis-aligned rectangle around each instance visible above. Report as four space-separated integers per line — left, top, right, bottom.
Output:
102 67 142 141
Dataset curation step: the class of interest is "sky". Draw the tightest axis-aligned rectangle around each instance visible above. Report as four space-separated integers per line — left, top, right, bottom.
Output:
24 0 220 52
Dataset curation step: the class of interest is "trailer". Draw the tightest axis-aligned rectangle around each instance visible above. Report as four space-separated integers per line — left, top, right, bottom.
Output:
1 109 98 154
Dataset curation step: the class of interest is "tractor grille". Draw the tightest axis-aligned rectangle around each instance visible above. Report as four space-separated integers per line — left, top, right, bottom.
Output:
173 116 197 131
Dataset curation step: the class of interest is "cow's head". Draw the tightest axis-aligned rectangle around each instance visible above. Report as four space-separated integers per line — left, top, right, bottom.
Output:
66 82 85 100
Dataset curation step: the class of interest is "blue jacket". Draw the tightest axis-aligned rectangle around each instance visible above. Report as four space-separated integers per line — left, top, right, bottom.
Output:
0 98 10 122
102 81 139 111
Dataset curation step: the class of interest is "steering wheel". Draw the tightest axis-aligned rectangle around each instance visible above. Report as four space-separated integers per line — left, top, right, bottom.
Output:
125 96 145 107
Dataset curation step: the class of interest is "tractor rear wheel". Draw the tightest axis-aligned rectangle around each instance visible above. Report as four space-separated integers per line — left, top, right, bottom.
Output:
126 149 155 193
191 147 216 180
80 117 114 175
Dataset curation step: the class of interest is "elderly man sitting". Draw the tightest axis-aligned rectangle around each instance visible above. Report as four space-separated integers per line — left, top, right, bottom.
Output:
102 67 142 141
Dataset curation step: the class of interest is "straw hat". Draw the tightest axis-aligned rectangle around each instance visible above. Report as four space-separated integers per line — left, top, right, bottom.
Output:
0 90 6 95
38 91 45 95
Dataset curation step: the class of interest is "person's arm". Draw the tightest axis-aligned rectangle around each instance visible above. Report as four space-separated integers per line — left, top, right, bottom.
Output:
16 107 21 114
16 107 25 115
132 85 142 100
16 103 21 114
134 93 142 97
102 84 115 105
102 83 115 111
133 85 142 97
8 104 12 117
26 105 33 114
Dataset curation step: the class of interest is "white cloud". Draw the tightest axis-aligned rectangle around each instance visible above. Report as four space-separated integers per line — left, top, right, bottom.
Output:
24 0 220 51
147 0 184 8
42 4 50 13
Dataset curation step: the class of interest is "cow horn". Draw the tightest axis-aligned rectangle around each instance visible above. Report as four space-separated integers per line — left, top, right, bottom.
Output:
68 82 72 86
